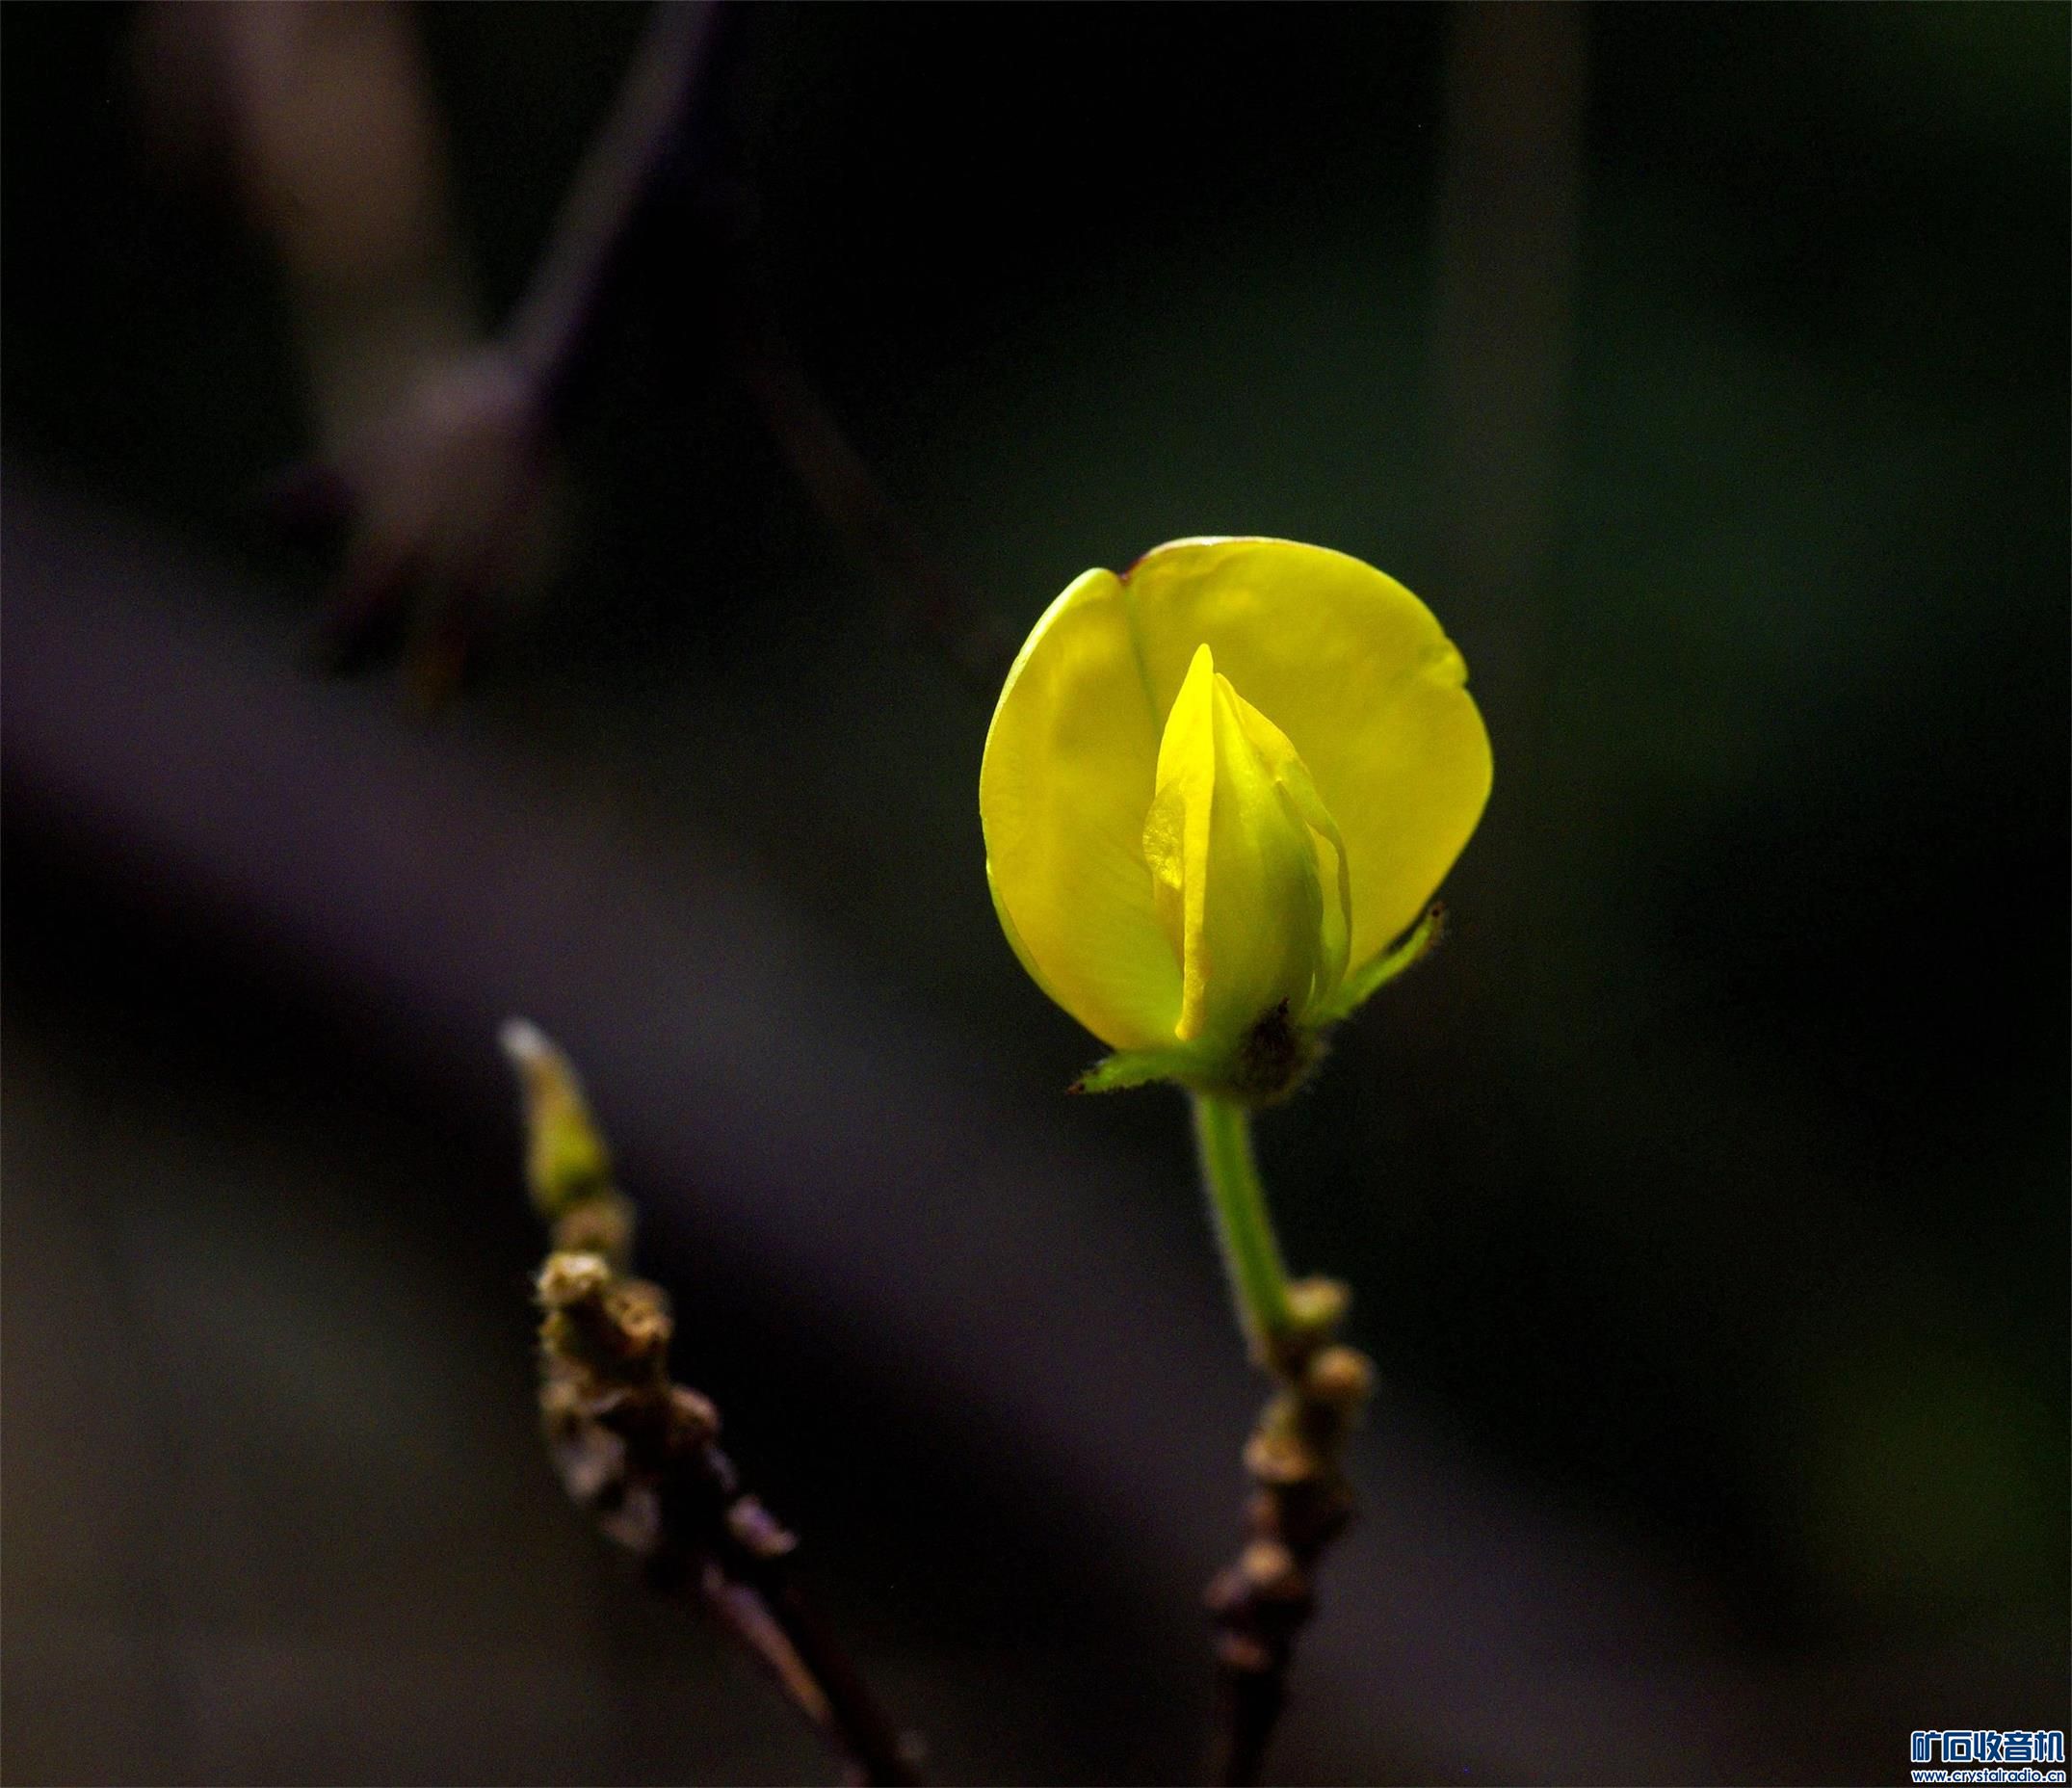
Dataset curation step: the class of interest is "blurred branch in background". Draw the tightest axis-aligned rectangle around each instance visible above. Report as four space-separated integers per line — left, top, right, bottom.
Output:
1429 0 1587 774
140 0 1009 705
505 1021 921 1785
716 217 1021 695
137 0 553 704
139 0 478 446
500 1 722 420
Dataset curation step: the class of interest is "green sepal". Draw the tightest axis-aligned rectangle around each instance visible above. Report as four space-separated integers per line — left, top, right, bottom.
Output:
1313 903 1446 1025
1069 1044 1212 1095
1068 1003 1323 1106
1065 907 1444 1100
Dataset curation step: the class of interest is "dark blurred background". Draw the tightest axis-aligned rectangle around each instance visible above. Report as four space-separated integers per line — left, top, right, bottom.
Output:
4 5 2066 1783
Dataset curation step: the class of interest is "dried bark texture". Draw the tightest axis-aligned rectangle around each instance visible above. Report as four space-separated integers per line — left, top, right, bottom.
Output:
513 1026 920 1786
1206 1284 1375 1787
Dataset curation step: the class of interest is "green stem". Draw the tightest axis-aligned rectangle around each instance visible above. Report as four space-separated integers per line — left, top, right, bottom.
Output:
1191 1093 1293 1357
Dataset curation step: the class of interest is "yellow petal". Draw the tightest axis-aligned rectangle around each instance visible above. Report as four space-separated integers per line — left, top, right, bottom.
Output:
1143 644 1329 1043
1222 681 1351 1011
981 568 1180 1050
986 858 1062 1009
1118 538 1491 972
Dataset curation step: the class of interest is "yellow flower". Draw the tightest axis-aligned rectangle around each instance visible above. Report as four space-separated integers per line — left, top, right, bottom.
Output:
980 538 1491 1097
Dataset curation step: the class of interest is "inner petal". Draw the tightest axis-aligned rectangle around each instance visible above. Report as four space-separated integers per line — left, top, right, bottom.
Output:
1141 644 1351 1041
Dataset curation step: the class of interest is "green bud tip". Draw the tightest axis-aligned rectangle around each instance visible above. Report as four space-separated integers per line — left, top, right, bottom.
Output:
501 1016 615 1218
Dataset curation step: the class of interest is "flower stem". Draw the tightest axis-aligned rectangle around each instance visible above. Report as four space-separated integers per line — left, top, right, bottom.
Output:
1191 1093 1294 1356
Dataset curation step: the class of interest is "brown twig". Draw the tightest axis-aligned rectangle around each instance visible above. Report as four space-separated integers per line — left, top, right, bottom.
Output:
535 0 1015 689
287 2 727 696
1428 0 1587 777
1205 1281 1375 1787
260 0 1013 698
507 1021 922 1786
710 214 1021 694
508 0 725 418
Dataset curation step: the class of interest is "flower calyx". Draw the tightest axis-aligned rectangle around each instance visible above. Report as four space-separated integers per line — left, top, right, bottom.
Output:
1069 903 1447 1106
982 537 1488 1102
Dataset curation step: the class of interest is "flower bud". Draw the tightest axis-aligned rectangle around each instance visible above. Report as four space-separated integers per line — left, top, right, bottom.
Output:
1144 644 1351 1045
981 538 1490 1094
501 1017 613 1217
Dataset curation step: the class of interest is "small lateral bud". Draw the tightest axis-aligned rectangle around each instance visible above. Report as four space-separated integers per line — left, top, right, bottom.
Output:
667 1384 721 1449
726 1494 800 1562
1284 1276 1349 1339
1266 1276 1351 1379
537 1249 612 1310
1239 1538 1298 1591
1244 1427 1320 1487
1302 1344 1375 1414
603 1278 674 1361
502 1017 615 1217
